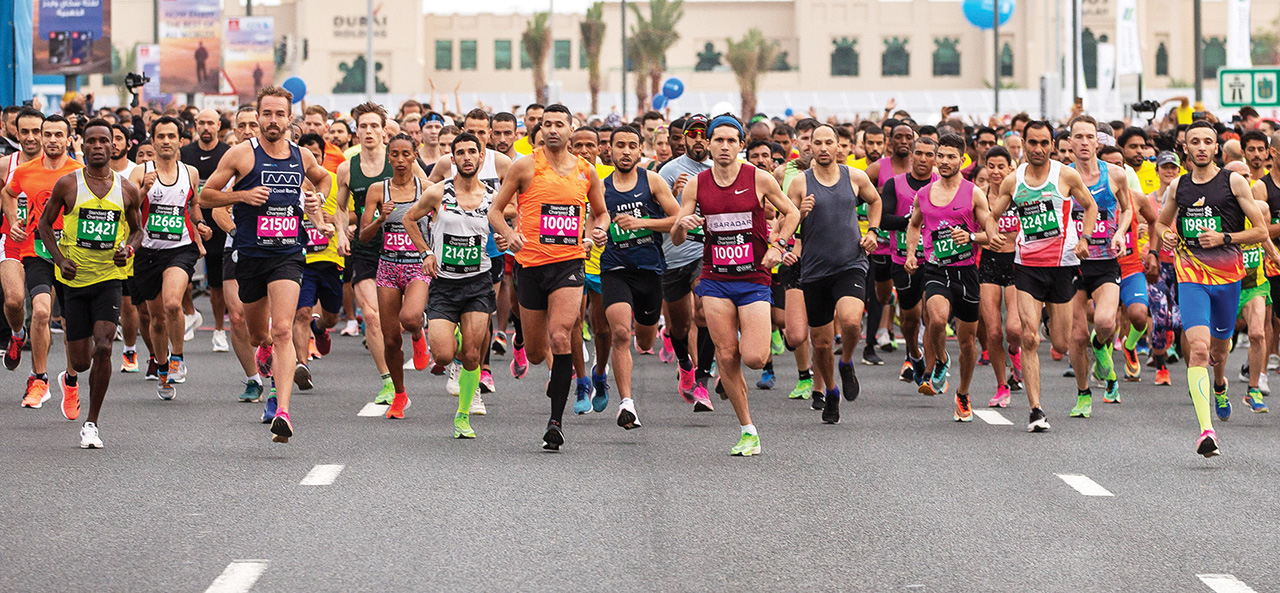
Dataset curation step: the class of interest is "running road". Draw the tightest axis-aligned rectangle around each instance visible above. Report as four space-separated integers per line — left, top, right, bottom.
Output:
0 303 1274 592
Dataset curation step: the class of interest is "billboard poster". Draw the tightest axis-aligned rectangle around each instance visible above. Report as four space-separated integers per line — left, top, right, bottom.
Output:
136 44 170 105
32 0 112 75
223 16 274 104
159 0 221 94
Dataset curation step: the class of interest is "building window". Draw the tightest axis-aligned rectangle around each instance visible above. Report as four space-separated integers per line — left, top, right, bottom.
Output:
1001 42 1013 77
520 44 531 69
435 40 452 71
772 51 792 71
1155 42 1168 76
460 40 477 71
1203 37 1225 79
495 39 512 70
696 42 722 71
932 37 960 77
882 37 909 77
1082 28 1097 89
831 38 858 76
554 39 571 70
580 42 588 69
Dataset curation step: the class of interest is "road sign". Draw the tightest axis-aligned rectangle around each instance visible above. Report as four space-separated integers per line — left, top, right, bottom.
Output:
1219 67 1280 107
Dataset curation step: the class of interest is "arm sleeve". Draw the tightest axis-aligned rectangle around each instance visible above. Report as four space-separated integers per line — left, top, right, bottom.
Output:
879 178 908 231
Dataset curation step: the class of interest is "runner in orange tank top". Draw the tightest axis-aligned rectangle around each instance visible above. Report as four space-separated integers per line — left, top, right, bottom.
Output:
489 104 609 452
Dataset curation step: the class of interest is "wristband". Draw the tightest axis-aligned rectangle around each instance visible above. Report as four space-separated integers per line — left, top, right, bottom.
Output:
969 232 977 243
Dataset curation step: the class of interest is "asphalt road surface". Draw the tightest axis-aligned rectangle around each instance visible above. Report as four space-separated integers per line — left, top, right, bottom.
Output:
0 303 1275 593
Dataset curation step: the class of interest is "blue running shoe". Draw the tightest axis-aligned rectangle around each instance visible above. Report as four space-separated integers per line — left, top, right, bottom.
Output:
1214 381 1232 421
573 377 593 415
261 396 278 423
591 370 610 413
911 356 926 386
239 379 263 403
756 369 776 390
1244 388 1268 413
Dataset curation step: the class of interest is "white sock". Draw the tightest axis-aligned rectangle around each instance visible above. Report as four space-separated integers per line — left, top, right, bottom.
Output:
741 424 756 435
124 346 136 354
247 373 261 384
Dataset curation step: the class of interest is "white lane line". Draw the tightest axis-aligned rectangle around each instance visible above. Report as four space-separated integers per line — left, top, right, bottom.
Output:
358 403 388 417
300 464 345 486
973 410 1013 425
1055 473 1115 497
1197 574 1259 593
205 560 268 593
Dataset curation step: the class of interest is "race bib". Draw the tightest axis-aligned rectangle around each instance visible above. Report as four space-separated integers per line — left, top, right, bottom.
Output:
709 233 754 275
15 195 27 224
256 205 300 247
145 204 185 241
608 216 655 249
33 229 62 260
539 204 581 245
1244 244 1263 269
687 225 705 243
1179 209 1221 241
930 226 972 266
1072 209 1116 259
1017 200 1061 242
997 209 1020 234
894 231 924 259
302 217 329 254
382 228 414 252
441 233 483 274
76 208 120 250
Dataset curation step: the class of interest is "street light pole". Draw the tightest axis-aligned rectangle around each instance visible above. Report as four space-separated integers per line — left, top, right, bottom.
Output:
1193 0 1203 101
621 0 627 118
1072 0 1080 101
365 0 374 100
993 0 1000 114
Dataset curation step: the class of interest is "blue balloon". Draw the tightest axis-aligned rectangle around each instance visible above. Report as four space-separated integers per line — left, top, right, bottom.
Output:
652 94 668 109
661 78 684 100
784 108 794 117
962 0 1014 29
282 77 307 104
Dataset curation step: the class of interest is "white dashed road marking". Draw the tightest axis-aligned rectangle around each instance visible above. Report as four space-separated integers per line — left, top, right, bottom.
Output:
205 560 268 593
973 410 1013 425
357 403 388 417
1055 473 1114 497
300 464 344 486
1197 574 1258 593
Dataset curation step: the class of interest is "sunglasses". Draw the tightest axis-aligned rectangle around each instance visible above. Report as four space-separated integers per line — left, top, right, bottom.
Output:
683 126 707 139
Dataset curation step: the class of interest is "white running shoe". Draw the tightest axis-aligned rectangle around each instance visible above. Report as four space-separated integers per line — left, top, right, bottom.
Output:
1261 372 1271 396
340 319 360 336
446 362 461 397
80 422 103 449
184 311 203 342
1270 353 1280 371
469 391 487 415
169 360 187 384
211 329 229 352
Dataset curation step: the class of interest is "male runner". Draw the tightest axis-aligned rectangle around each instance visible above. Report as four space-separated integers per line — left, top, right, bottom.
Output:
1249 131 1280 412
977 146 1024 406
180 108 231 352
129 116 205 399
0 107 43 370
294 133 343 391
566 126 611 413
489 104 610 451
672 114 799 455
879 136 939 387
989 120 1097 433
1098 146 1158 385
200 86 335 443
1065 115 1132 417
904 133 1001 421
862 123 915 363
1145 151 1184 386
39 119 142 448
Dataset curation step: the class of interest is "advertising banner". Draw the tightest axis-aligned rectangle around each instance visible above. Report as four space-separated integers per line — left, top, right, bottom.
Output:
224 16 275 104
160 0 221 94
32 0 112 75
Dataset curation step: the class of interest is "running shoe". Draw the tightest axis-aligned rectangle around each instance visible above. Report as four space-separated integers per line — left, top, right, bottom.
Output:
1155 366 1172 385
730 432 761 456
374 381 395 405
430 360 447 375
1010 349 1024 385
21 376 50 408
411 330 429 371
157 376 176 401
386 392 410 419
788 376 813 400
1215 381 1231 421
1244 388 1268 413
470 393 487 415
270 411 293 443
591 371 609 412
1090 331 1115 382
1122 344 1141 381
1050 347 1064 361
4 331 24 370
255 344 274 378
756 369 775 390
660 332 676 363
454 413 476 439
1027 407 1051 432
715 377 728 400
311 323 331 356
861 345 884 365
1261 373 1270 396
988 385 1011 408
771 329 785 355
1239 363 1250 383
899 360 914 382
635 337 655 355
821 389 840 424
261 395 277 423
239 379 263 402
1070 392 1092 418
446 362 461 396
541 420 564 450
1167 344 1180 365
581 321 592 342
479 370 496 394
911 357 926 386
978 350 990 366
510 346 529 379
877 328 896 352
120 350 138 373
839 360 859 401
49 320 63 334
616 397 641 430
920 358 949 396
169 358 187 384
953 392 973 422
184 311 203 342
79 422 103 449
678 367 697 403
574 377 592 415
294 363 314 391
811 391 825 410
692 384 714 412
339 319 360 336
1270 353 1280 371
307 337 321 361
58 371 79 420
1103 379 1120 404
1196 429 1221 457
144 356 160 381
491 332 508 356
212 329 230 353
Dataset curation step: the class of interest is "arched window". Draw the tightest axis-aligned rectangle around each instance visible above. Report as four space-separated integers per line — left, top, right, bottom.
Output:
1203 37 1226 79
1155 42 1168 77
1001 42 1013 77
1082 28 1098 89
882 37 910 77
831 38 858 76
932 37 960 77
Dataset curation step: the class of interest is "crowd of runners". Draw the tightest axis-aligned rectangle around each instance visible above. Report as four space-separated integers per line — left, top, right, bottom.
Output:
3 89 1278 459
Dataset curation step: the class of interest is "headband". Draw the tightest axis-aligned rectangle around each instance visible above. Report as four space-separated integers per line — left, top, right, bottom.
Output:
708 115 744 140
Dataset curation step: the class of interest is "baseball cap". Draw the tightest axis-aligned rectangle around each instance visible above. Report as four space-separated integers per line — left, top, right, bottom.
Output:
1155 151 1180 167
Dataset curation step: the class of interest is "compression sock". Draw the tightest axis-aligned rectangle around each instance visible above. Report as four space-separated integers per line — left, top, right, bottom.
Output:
670 333 693 371
548 353 574 423
1124 323 1147 350
1188 366 1214 432
457 366 480 414
513 317 524 348
696 326 715 380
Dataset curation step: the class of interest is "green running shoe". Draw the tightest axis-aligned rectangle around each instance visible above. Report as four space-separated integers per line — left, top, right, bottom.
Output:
788 377 813 399
1070 392 1093 418
374 380 395 405
730 432 761 456
771 329 785 356
1245 388 1269 413
1103 379 1120 403
581 320 593 342
454 413 476 439
1091 331 1115 382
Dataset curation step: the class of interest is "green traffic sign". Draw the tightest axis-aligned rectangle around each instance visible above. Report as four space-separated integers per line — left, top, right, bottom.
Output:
1219 67 1280 107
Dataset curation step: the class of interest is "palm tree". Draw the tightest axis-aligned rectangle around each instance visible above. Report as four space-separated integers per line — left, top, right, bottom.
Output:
580 2 606 114
522 12 552 105
725 28 778 119
629 0 683 112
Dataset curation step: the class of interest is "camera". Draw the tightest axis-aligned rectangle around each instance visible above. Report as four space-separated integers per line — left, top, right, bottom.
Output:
124 72 150 92
1131 100 1160 113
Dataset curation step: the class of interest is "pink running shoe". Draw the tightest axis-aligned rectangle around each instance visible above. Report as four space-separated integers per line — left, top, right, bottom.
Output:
510 346 529 379
256 344 274 378
678 367 697 403
659 332 675 364
479 370 496 393
988 385 1011 408
1009 348 1024 384
692 384 714 412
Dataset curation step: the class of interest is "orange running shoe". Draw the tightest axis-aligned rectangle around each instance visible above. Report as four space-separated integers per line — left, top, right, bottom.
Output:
120 350 138 373
22 376 50 408
386 391 411 419
1155 367 1172 386
411 330 429 371
308 336 321 361
58 371 79 420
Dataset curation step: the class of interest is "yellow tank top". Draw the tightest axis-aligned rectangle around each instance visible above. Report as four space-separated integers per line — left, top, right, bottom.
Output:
304 171 343 266
57 170 129 288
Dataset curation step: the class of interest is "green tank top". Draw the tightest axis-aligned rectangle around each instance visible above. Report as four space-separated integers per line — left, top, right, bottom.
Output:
350 152 393 255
